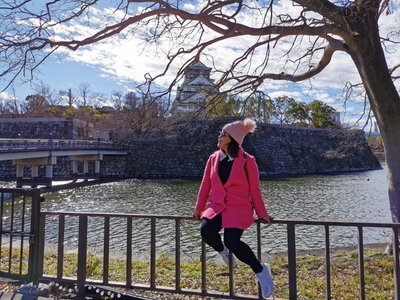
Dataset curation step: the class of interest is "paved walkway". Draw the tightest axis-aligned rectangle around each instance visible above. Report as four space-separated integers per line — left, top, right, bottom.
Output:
0 279 151 300
0 291 50 299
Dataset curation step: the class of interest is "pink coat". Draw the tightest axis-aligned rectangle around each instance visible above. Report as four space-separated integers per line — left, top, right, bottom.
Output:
195 148 269 230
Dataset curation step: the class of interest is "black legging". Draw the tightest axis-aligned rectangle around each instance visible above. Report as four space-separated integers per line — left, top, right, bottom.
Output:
200 214 263 273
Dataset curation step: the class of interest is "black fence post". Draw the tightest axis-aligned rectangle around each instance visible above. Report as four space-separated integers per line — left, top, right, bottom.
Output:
28 188 41 283
393 227 400 299
287 223 297 300
358 226 365 300
77 215 88 296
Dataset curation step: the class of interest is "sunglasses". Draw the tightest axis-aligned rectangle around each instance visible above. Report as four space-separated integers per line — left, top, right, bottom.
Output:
219 131 228 137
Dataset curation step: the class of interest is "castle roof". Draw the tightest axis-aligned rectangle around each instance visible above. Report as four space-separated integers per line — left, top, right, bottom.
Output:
183 74 215 86
188 60 211 70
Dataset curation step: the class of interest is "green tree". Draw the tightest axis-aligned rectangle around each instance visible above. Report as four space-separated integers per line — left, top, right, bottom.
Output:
243 94 274 123
307 100 336 128
206 95 240 118
1 1 400 223
24 94 50 117
286 101 310 126
272 96 297 125
75 105 106 124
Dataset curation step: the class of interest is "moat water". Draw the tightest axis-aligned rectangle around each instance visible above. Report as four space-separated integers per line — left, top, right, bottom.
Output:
0 168 391 259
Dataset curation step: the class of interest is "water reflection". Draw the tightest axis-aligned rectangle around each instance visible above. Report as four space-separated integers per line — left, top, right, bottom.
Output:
1 169 391 258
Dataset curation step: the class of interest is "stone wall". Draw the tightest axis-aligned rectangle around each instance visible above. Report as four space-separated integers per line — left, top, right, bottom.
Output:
0 118 93 139
249 124 380 175
127 119 381 178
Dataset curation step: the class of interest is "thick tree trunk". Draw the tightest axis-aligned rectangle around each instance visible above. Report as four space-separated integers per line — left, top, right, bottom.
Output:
347 12 400 223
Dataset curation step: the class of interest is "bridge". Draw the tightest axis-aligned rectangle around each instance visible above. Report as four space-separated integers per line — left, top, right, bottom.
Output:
0 138 128 187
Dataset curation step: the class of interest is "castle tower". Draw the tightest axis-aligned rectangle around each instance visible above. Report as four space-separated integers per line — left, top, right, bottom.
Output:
172 61 217 117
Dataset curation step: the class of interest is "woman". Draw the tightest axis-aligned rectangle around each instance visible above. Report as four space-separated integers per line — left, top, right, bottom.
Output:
193 118 274 299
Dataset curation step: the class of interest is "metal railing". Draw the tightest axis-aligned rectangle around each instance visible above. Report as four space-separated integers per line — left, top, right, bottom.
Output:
0 188 41 282
38 211 261 299
37 212 400 300
271 219 400 300
1 187 400 299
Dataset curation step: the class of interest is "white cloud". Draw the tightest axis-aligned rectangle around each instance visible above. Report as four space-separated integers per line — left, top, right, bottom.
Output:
0 91 10 99
0 91 19 104
268 90 302 99
181 2 198 12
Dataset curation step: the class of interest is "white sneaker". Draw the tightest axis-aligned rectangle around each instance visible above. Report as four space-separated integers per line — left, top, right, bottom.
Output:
218 245 237 267
256 263 274 299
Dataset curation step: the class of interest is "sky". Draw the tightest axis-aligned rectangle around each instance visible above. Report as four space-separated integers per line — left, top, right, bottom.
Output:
1 0 399 131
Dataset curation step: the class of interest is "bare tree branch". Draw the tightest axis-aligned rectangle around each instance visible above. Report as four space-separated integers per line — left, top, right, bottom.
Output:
390 63 400 75
294 0 344 25
222 34 348 95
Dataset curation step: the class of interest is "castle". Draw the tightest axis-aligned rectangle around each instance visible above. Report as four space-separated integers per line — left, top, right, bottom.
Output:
172 61 217 116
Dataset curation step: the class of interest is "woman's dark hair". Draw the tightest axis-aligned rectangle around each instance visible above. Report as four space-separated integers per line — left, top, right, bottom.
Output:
227 135 240 158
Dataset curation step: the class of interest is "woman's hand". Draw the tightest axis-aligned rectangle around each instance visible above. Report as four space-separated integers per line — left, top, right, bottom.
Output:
260 215 273 224
193 210 202 220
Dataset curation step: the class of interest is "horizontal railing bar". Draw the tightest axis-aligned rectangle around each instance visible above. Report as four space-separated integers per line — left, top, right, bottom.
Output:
0 231 34 237
0 271 29 280
40 211 400 228
0 188 38 194
272 219 400 228
0 138 125 146
41 211 195 220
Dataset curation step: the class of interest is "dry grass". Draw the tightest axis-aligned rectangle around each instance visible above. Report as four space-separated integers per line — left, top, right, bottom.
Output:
0 247 397 299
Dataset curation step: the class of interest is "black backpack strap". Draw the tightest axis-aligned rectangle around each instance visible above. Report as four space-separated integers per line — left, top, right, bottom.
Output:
243 152 253 205
243 152 248 181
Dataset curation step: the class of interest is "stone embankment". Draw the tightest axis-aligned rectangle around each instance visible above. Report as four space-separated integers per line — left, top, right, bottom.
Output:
128 118 381 178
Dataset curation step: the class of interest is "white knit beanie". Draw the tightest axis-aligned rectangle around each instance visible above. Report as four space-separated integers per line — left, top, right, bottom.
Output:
223 118 257 145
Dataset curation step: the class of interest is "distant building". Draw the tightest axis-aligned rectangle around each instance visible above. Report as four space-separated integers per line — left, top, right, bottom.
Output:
97 106 115 114
0 118 93 139
331 111 341 126
172 61 217 117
